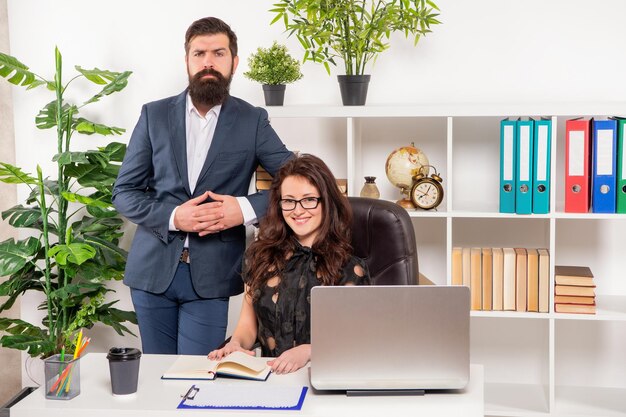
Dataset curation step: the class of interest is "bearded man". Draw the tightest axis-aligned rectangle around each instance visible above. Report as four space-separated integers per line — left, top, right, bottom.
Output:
113 17 293 354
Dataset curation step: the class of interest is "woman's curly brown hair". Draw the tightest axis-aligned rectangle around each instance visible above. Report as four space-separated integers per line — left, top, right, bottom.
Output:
245 154 352 299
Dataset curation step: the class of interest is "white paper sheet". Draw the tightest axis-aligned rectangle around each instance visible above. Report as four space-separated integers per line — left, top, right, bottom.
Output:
178 384 307 410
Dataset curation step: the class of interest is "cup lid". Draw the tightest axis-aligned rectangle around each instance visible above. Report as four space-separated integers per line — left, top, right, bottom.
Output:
107 347 142 361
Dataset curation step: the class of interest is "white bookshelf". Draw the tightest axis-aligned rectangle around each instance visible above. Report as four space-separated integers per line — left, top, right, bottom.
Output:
266 104 626 417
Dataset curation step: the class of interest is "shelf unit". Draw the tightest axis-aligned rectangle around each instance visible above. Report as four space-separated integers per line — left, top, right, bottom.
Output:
266 104 626 417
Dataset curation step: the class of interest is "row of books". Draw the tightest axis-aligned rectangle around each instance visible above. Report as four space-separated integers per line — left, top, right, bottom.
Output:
499 117 626 214
554 265 596 315
564 118 626 213
451 247 550 312
499 118 552 214
255 166 347 195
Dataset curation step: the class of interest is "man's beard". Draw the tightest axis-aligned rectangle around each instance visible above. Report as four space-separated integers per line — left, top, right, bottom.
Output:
188 67 232 107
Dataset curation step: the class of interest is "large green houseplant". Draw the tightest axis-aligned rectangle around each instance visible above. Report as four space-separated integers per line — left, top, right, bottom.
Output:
270 0 441 105
0 48 137 358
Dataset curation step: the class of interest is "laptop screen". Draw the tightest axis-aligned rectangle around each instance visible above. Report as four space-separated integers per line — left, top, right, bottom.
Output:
310 285 470 392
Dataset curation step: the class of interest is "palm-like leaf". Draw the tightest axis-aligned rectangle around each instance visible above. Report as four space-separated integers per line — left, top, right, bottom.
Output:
74 118 125 136
81 235 127 266
84 70 132 104
64 163 119 188
62 191 111 209
0 319 55 357
52 151 90 166
0 162 37 185
35 101 77 130
49 282 109 307
26 179 59 204
76 261 124 282
0 52 39 87
100 142 127 163
0 237 40 276
48 242 97 266
1 205 42 228
0 266 44 312
75 66 123 85
86 204 118 219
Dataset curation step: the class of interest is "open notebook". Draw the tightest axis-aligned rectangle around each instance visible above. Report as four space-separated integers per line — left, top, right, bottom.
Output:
162 351 271 381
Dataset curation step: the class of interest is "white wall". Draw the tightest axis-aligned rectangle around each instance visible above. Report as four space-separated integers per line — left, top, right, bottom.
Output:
5 0 626 377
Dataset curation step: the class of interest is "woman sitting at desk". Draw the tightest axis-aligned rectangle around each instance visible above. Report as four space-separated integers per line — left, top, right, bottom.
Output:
208 154 370 374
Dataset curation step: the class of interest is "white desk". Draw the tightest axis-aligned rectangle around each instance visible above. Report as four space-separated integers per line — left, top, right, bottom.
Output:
12 353 484 416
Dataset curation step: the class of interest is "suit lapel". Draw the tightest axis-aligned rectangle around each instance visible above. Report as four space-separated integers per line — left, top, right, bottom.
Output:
169 90 191 196
196 96 239 189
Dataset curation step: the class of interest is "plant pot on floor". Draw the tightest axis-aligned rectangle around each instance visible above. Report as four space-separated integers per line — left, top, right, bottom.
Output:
262 84 286 106
337 75 371 106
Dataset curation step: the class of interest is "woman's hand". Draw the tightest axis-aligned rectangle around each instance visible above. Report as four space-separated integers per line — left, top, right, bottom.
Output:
207 340 255 360
266 344 311 374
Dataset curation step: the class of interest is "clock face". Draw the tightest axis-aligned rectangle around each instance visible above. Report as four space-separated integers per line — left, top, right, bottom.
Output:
411 178 443 210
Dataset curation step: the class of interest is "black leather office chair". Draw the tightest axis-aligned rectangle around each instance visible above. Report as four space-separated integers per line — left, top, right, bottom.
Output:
348 197 419 285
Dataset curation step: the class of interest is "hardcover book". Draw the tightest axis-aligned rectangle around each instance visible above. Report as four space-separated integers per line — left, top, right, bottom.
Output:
162 351 271 381
554 295 595 305
451 247 463 286
554 265 594 287
537 249 550 313
492 248 504 311
555 303 596 314
555 285 595 297
526 248 539 312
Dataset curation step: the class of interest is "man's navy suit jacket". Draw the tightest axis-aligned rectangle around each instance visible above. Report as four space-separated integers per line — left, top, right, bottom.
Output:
112 91 292 298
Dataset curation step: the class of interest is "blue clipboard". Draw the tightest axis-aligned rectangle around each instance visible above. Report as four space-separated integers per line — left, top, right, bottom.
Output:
177 384 308 410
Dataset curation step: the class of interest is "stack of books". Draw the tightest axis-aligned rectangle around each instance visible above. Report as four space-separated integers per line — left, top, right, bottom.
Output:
255 165 273 191
554 266 596 314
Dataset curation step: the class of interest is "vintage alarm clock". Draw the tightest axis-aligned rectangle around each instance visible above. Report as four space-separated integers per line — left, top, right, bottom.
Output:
410 165 444 210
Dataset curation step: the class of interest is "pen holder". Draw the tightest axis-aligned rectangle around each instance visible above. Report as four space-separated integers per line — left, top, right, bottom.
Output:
44 354 80 400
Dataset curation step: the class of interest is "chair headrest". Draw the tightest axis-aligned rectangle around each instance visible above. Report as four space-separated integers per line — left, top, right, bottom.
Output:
348 197 419 285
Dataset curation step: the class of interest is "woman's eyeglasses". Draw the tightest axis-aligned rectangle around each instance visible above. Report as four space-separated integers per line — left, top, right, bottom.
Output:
279 197 322 211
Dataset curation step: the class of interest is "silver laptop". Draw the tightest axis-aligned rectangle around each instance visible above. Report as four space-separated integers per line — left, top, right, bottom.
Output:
310 285 470 392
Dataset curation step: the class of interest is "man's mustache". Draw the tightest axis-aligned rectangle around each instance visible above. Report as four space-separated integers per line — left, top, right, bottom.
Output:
193 68 225 82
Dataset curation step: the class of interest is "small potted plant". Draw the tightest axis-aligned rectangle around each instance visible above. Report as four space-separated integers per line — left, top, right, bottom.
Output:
244 42 303 106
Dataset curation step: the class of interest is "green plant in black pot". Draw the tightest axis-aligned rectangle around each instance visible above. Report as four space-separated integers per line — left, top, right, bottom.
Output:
244 41 303 106
0 48 137 358
270 0 441 105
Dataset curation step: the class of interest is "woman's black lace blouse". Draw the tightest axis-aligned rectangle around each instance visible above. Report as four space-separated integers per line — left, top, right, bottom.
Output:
248 243 370 357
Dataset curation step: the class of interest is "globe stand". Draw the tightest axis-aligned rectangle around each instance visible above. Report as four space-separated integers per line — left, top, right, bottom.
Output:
396 187 416 209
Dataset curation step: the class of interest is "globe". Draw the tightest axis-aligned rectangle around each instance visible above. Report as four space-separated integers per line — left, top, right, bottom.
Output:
385 145 429 206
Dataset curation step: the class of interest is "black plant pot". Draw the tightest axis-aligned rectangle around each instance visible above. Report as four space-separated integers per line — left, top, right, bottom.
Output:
262 84 286 106
337 75 371 106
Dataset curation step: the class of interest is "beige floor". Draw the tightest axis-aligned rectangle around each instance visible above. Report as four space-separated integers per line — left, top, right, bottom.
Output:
0 0 22 405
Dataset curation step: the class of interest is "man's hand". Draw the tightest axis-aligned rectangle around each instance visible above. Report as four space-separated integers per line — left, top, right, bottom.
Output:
193 191 244 236
173 192 222 232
